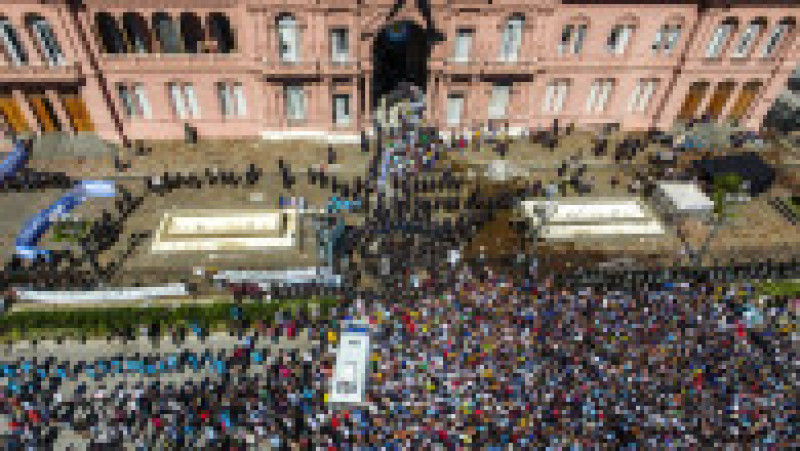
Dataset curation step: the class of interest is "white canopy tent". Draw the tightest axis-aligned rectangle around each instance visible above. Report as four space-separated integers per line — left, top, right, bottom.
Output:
653 181 714 219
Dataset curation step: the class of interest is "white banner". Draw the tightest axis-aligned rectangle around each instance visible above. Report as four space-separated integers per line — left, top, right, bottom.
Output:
15 284 188 304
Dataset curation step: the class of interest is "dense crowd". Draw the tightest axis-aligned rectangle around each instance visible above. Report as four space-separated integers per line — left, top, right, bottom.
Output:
2 265 795 448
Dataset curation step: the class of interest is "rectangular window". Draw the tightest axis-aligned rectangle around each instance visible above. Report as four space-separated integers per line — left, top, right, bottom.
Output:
233 83 247 117
628 79 658 113
134 83 151 119
447 93 464 126
169 82 186 119
664 26 682 54
587 80 613 113
607 25 634 54
184 84 199 119
119 83 151 118
278 22 298 62
732 23 762 58
118 84 136 117
543 81 568 113
284 85 306 122
454 28 473 63
488 83 511 119
501 19 523 62
168 82 199 119
0 20 28 65
333 93 350 125
760 23 789 57
31 19 64 66
331 28 349 63
706 24 733 58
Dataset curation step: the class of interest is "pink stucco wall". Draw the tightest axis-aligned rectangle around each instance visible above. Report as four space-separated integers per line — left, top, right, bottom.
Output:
0 0 796 144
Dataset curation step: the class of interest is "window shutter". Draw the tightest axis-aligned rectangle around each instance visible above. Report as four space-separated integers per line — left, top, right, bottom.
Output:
586 81 600 112
169 83 187 119
233 83 247 117
543 83 556 112
573 25 587 54
184 84 200 119
217 82 231 116
133 84 151 119
118 84 135 117
555 82 568 113
559 25 573 55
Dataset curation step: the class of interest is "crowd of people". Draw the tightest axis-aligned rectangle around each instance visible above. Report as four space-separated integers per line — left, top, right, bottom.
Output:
2 264 795 448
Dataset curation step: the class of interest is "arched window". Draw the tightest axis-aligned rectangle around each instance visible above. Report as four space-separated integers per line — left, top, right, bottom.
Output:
179 13 204 54
95 12 126 54
208 13 235 53
0 17 28 65
727 80 763 122
760 17 795 58
152 12 182 53
277 14 299 62
732 17 768 58
677 81 711 121
122 13 151 54
500 14 524 62
705 17 738 58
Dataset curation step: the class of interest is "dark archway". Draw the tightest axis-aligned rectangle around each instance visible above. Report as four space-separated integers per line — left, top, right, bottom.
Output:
371 20 430 111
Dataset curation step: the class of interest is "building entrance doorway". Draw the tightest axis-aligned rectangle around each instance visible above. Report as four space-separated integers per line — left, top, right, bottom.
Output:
371 20 430 111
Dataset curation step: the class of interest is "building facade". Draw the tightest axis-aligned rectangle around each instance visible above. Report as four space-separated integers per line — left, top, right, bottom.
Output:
0 0 797 144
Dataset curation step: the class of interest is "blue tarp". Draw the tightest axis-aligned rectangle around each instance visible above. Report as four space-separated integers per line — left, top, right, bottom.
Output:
0 139 30 184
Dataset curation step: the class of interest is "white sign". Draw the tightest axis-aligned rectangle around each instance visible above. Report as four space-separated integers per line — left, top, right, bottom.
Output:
329 320 370 404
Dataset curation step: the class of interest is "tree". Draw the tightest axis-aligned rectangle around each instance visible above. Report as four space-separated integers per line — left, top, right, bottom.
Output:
692 172 743 266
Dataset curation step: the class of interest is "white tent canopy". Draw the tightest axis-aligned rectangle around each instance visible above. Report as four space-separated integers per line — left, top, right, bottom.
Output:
653 181 714 217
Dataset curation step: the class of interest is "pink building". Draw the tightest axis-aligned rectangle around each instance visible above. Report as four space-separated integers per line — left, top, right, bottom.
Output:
0 0 796 144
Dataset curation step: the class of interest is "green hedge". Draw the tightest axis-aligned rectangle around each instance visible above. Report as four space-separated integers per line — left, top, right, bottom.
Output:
0 298 341 339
